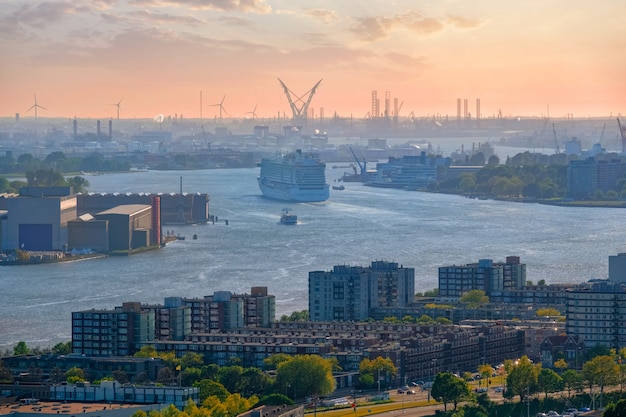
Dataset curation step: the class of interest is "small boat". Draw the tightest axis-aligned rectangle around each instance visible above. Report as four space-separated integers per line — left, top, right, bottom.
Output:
332 185 345 190
192 234 197 240
177 235 186 240
279 208 297 225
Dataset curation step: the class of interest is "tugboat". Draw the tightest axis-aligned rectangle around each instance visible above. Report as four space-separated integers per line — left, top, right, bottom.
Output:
279 208 298 225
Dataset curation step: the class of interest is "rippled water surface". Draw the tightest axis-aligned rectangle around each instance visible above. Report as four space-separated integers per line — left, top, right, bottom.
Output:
1 165 623 349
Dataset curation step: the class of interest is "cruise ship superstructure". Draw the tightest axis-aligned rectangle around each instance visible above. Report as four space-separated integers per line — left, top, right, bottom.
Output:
257 149 329 202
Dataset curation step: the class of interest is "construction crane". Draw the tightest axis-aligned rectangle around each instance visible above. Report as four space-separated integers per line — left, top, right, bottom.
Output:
618 118 626 154
552 123 560 154
349 146 366 177
277 78 322 124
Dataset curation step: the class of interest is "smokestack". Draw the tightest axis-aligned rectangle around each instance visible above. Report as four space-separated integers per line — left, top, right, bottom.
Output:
97 120 101 137
15 113 19 124
384 91 390 118
457 98 461 120
73 117 77 140
108 119 113 140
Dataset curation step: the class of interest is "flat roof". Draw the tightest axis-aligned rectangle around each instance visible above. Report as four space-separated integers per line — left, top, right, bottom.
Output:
97 204 151 216
0 400 144 416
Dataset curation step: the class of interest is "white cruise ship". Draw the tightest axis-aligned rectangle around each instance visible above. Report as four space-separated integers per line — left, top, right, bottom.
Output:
257 149 329 202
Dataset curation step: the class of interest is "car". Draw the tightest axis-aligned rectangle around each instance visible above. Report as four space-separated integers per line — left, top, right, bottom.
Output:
406 390 416 395
565 408 579 416
579 408 591 413
494 387 503 393
397 389 405 394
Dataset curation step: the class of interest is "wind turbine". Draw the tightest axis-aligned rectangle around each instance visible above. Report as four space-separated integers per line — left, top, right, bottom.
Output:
27 94 47 121
211 95 228 125
111 98 123 120
246 104 258 121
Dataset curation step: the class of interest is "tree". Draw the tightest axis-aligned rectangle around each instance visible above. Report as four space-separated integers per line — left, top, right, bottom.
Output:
134 345 158 358
478 364 494 387
460 290 489 308
52 341 72 355
194 379 230 402
13 341 30 356
255 393 293 406
180 352 204 370
64 366 86 382
553 358 568 374
604 399 626 417
431 372 470 411
112 369 129 384
263 354 292 371
275 355 335 400
0 361 13 383
506 356 537 402
66 176 90 194
157 367 175 385
537 368 562 399
582 355 619 402
217 365 244 393
279 310 308 322
536 308 561 317
358 356 397 390
561 369 583 397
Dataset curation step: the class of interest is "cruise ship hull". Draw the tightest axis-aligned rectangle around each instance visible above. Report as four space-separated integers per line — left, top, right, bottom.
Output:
257 149 329 202
258 178 329 202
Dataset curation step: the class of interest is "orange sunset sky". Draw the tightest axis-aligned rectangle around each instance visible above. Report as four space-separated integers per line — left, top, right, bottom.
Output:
1 0 625 121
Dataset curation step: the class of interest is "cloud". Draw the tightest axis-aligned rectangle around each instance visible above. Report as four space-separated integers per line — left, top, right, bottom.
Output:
128 9 206 26
302 8 338 24
350 11 482 42
128 0 271 13
446 14 484 29
217 15 253 26
4 1 76 28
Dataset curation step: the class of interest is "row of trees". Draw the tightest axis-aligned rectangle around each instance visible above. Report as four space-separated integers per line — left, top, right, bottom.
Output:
0 152 131 176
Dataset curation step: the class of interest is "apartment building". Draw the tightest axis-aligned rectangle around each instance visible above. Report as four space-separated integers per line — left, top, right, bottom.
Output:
438 256 526 298
566 279 626 350
72 302 155 357
308 261 414 322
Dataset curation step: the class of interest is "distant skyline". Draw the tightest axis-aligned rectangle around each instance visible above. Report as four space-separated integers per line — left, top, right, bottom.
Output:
1 0 625 121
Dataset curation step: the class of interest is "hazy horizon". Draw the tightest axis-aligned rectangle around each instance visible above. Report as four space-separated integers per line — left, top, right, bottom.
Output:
1 1 625 120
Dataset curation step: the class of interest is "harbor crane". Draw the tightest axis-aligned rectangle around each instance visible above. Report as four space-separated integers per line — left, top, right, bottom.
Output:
349 146 367 177
552 123 560 154
618 118 626 154
277 78 322 124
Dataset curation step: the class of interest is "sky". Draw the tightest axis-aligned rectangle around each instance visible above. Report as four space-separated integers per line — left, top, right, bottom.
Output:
1 0 625 121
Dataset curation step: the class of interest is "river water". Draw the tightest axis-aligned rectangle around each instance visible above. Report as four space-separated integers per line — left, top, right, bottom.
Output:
1 162 623 351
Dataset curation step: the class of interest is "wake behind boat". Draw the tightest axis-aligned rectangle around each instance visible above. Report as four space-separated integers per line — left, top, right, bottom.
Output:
257 149 329 202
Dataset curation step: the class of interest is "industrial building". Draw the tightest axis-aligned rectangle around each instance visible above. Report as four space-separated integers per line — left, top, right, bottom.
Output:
3 187 77 251
77 192 210 225
0 187 169 254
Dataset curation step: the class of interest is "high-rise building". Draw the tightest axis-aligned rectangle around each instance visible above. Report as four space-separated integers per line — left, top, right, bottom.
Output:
178 287 275 333
566 280 626 350
609 253 626 283
438 257 526 298
72 302 155 357
308 261 415 321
